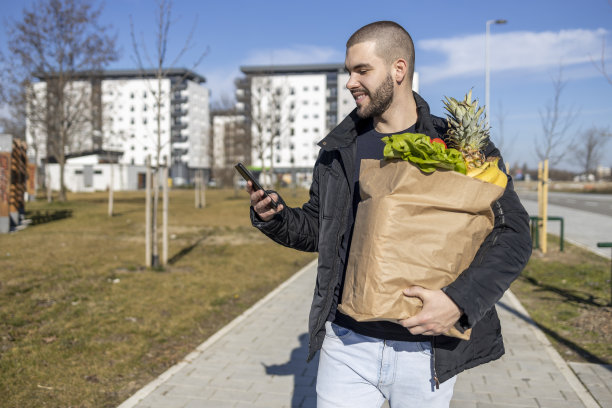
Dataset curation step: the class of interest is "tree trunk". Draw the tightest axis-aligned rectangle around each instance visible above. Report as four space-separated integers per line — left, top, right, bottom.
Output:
162 159 168 266
145 156 152 267
108 163 114 217
152 167 160 268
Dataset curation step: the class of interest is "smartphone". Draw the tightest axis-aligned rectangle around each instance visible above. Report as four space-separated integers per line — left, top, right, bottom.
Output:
234 162 278 209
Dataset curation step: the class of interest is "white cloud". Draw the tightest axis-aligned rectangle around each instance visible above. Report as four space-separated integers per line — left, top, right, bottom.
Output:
205 66 242 104
243 44 343 66
418 28 611 84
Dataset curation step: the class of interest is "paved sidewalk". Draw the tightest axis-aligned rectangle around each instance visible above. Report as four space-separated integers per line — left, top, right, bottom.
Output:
118 260 607 408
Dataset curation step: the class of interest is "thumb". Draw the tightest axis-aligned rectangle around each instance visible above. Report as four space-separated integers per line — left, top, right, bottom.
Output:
403 286 426 300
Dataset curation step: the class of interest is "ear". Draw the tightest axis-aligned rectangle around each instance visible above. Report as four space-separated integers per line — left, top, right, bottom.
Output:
393 58 408 84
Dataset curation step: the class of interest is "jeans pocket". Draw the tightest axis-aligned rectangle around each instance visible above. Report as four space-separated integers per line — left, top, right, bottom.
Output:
416 340 433 357
325 321 353 340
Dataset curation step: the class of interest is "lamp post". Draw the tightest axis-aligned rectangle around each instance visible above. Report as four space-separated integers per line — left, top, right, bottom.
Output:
485 19 507 124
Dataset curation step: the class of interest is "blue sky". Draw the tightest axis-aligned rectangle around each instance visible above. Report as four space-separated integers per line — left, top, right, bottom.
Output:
2 0 612 170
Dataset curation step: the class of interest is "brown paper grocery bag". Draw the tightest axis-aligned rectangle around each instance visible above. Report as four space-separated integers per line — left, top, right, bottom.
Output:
337 159 505 340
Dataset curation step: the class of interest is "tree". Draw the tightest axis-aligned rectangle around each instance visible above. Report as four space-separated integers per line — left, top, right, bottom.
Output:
535 66 579 167
248 76 295 187
6 0 118 201
572 127 611 176
130 0 207 267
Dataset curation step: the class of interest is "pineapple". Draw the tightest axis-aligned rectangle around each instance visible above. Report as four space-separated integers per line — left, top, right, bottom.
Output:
442 89 489 170
443 90 507 189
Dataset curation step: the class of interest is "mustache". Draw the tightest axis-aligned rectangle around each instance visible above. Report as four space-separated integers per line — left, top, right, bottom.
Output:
351 88 369 95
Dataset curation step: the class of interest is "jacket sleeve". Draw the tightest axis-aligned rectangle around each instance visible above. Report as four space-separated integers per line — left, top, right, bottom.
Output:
250 160 322 252
443 142 533 329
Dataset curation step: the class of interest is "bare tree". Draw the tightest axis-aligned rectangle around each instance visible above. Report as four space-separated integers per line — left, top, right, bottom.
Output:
593 36 612 86
535 66 579 166
130 0 207 267
248 76 295 187
6 0 118 201
572 127 611 176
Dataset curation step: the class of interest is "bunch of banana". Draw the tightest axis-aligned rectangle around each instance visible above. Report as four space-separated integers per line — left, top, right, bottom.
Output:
466 157 507 189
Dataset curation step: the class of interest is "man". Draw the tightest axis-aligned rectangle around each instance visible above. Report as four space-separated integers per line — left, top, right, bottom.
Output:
247 21 532 407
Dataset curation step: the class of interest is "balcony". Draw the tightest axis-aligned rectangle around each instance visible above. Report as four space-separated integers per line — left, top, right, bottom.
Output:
171 134 188 143
171 123 188 131
172 148 188 157
172 108 188 116
172 96 188 104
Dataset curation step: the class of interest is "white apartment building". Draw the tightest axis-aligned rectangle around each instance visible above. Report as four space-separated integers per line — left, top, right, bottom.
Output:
236 64 419 184
27 69 210 188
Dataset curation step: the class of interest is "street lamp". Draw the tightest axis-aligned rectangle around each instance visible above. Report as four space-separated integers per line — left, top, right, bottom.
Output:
485 19 507 124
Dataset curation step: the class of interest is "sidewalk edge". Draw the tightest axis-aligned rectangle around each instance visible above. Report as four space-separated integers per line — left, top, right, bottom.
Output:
116 258 318 408
504 289 600 408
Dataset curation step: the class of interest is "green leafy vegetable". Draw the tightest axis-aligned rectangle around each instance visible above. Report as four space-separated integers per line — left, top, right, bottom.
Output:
382 133 467 174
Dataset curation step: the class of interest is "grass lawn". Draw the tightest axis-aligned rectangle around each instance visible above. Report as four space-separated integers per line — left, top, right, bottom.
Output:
0 188 316 407
510 236 612 364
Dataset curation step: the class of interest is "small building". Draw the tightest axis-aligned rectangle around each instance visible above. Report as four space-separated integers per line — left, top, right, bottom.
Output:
45 151 147 193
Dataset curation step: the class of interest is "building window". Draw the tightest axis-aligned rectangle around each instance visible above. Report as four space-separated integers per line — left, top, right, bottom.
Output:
303 86 309 91
130 146 135 151
94 170 102 175
314 86 319 91
143 91 147 98
143 118 147 124
130 92 134 99
130 118 135 125
130 106 134 112
143 105 147 111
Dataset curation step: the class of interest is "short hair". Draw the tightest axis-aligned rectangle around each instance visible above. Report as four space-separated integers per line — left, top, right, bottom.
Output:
346 21 415 81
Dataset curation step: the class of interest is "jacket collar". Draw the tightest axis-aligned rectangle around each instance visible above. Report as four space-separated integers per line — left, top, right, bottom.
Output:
318 91 440 151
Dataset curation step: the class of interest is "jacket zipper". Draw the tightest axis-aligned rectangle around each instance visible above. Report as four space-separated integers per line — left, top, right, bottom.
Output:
315 171 351 336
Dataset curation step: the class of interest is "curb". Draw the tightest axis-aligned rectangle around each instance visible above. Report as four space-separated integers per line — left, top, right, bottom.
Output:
116 258 318 408
503 289 600 408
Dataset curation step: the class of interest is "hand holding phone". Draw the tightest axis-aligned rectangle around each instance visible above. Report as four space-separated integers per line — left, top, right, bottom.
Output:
234 163 278 210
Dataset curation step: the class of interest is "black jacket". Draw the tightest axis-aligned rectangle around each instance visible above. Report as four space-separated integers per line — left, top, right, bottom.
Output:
251 92 532 382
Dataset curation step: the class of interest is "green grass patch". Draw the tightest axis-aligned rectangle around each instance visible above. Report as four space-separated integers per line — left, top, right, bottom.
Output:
511 235 611 364
0 188 316 407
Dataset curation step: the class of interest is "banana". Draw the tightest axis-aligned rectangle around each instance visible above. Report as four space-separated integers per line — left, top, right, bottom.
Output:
467 158 508 189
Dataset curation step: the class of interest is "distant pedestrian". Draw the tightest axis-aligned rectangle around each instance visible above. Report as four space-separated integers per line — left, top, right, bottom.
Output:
246 20 532 407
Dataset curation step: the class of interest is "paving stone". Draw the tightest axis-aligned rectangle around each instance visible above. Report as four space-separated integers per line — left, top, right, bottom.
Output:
121 263 604 408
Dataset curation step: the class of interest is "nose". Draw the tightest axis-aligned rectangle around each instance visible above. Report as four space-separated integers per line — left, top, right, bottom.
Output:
346 73 359 90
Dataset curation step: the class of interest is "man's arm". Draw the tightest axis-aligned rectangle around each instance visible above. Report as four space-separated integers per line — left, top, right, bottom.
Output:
248 161 322 252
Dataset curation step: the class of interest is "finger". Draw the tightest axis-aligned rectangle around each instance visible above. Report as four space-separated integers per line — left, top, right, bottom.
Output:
403 286 426 300
398 315 421 329
250 189 265 207
246 181 253 194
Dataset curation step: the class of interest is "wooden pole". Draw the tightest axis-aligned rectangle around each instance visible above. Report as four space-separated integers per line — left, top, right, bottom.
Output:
162 157 169 266
108 163 114 217
152 165 159 268
145 156 152 267
542 159 549 254
200 170 206 208
537 161 543 250
195 170 200 208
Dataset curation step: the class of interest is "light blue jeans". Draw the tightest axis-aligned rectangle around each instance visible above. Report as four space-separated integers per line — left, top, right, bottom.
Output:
316 321 456 408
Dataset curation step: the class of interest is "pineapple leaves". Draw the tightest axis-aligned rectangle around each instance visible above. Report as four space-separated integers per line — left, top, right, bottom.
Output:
382 133 467 174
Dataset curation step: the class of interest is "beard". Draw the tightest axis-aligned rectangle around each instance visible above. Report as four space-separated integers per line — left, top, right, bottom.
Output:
356 74 395 119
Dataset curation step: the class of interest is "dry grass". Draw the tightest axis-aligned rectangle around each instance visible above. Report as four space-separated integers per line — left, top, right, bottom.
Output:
511 236 611 364
0 188 316 407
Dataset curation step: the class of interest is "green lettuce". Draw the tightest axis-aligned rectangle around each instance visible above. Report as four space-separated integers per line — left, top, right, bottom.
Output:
382 133 467 174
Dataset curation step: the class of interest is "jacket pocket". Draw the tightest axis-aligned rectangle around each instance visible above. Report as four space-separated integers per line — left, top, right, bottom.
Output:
320 165 342 220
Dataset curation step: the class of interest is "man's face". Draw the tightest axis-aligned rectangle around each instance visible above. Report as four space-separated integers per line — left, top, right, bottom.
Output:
345 41 395 119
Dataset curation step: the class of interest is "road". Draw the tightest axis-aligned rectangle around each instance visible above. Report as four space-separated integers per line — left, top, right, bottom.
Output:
518 191 612 217
516 190 612 259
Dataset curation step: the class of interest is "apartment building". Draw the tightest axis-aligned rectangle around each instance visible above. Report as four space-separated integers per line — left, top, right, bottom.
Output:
27 68 210 187
235 64 419 185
